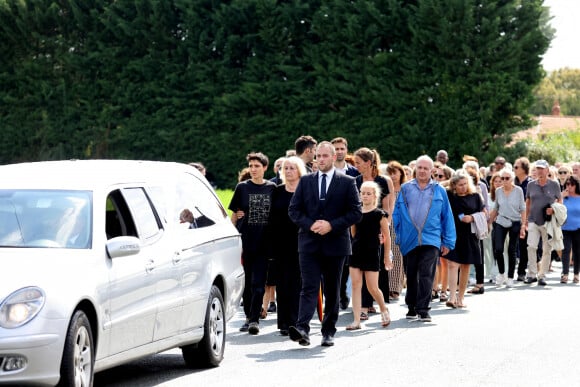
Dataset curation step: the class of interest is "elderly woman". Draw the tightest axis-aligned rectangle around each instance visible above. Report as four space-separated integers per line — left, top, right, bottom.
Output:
557 165 572 191
489 169 526 288
445 171 485 308
267 156 307 335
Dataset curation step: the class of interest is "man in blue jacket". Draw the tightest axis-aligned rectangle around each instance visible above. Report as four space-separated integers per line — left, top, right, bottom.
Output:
393 155 456 322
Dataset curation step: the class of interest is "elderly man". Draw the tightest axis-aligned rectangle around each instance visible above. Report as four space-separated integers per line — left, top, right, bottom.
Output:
393 155 456 322
524 160 563 286
436 150 449 166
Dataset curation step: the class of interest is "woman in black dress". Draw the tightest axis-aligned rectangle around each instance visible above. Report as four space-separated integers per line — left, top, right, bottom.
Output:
445 172 485 308
267 156 307 335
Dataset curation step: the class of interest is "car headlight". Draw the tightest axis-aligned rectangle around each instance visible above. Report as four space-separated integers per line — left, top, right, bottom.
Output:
0 287 45 328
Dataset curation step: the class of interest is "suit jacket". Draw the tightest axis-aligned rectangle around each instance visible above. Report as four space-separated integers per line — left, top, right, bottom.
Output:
289 170 362 256
344 164 360 178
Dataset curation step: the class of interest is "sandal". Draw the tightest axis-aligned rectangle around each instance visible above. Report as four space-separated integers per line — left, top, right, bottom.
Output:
360 312 369 321
381 310 391 327
367 306 377 314
439 292 448 302
467 285 484 294
561 274 569 284
346 323 361 331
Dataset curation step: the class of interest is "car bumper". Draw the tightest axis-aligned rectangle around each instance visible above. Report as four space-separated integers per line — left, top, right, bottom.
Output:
0 332 64 386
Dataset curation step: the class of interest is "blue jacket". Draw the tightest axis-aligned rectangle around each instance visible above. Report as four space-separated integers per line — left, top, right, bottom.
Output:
392 180 456 256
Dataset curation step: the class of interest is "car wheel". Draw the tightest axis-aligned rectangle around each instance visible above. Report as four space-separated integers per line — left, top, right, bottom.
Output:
182 285 225 368
57 310 94 387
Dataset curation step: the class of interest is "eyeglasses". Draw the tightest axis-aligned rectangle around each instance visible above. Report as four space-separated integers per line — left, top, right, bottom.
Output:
501 177 511 181
559 171 568 174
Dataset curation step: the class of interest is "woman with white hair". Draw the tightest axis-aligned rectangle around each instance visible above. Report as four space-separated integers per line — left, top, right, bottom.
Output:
267 156 307 336
489 169 526 288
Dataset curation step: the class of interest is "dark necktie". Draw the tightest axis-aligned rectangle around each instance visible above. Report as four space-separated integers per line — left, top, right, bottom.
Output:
320 173 327 200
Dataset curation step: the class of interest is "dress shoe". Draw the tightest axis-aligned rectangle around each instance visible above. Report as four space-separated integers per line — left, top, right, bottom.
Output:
321 335 335 347
289 326 310 346
248 322 260 335
340 297 350 310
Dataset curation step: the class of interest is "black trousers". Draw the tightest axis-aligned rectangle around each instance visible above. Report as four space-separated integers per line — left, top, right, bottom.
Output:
403 245 439 314
241 252 267 324
492 221 520 278
276 254 302 330
295 251 345 337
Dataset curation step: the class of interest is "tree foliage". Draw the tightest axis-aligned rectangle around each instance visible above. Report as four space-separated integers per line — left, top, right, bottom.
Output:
0 0 551 187
531 68 580 116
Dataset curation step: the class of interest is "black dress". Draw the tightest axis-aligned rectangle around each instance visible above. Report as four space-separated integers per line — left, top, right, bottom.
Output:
267 185 301 331
350 208 387 272
445 192 484 265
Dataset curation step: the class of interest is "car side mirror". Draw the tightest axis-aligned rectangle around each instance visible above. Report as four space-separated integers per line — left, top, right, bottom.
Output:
106 236 141 259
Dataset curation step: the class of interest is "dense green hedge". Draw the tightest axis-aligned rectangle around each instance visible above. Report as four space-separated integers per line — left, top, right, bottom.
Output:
0 0 550 188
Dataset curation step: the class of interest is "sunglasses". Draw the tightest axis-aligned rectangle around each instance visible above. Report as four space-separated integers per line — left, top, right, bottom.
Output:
500 177 511 181
435 174 445 179
559 171 568 174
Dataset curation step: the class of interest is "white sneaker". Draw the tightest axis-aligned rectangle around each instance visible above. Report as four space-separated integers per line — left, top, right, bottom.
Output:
495 274 505 286
506 278 514 288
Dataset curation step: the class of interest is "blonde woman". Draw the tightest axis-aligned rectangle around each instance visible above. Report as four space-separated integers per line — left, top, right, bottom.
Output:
445 172 485 308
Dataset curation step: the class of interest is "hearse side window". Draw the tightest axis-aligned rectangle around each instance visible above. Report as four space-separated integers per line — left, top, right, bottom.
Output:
106 190 137 239
121 187 162 241
174 173 225 229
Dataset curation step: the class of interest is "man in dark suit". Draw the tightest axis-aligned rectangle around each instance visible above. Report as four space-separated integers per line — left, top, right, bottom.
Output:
288 141 362 347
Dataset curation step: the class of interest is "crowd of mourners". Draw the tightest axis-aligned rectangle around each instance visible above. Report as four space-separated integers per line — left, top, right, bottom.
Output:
226 135 579 347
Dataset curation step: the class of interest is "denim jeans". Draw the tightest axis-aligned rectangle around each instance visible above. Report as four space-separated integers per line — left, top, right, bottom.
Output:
562 229 580 275
492 221 520 278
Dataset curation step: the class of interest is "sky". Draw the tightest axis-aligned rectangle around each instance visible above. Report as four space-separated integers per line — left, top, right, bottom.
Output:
542 0 580 71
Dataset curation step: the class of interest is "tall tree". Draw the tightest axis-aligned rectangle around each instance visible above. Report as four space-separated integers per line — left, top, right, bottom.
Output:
0 0 552 187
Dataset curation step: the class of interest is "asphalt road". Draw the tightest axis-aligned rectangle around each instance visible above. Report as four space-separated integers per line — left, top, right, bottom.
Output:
95 261 580 387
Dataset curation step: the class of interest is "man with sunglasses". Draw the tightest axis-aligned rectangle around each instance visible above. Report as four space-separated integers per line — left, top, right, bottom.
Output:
514 157 533 281
524 160 563 286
